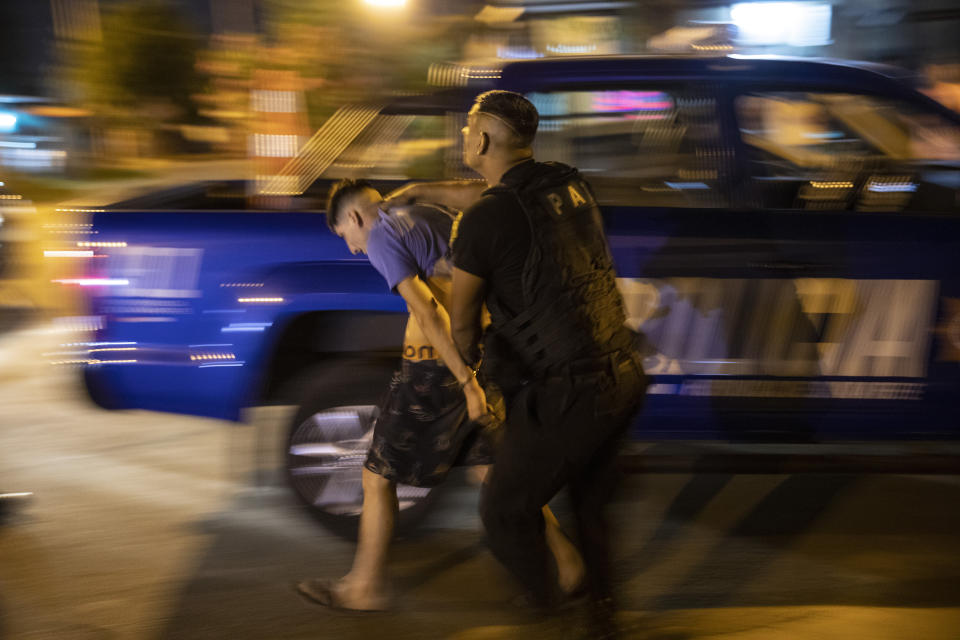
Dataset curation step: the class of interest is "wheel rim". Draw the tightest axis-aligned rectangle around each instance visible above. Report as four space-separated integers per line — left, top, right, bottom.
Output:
287 405 431 517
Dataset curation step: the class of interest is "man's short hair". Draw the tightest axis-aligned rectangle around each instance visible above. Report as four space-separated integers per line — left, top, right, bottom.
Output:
474 90 539 148
325 178 374 231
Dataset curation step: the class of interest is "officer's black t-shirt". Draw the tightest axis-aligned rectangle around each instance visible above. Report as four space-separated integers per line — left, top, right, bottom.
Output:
450 159 538 316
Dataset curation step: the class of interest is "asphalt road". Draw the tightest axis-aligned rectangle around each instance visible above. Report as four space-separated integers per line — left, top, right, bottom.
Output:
2 324 960 640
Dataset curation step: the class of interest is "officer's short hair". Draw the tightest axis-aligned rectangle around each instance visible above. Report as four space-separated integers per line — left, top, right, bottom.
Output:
474 90 539 148
325 179 374 231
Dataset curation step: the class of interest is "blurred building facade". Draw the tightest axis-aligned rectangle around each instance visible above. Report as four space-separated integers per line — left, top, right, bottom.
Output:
5 1 960 100
465 0 960 66
3 0 960 176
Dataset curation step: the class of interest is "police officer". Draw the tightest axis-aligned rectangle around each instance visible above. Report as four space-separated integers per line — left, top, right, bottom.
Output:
389 91 647 637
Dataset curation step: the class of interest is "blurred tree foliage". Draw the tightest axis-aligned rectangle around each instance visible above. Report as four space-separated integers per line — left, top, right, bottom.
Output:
193 34 261 154
263 0 472 123
59 1 203 127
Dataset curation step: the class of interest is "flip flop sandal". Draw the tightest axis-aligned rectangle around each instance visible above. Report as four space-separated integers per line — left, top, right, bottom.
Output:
292 579 390 614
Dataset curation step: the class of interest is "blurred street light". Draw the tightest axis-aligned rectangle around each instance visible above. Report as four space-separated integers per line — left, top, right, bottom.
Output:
363 0 407 8
0 113 17 133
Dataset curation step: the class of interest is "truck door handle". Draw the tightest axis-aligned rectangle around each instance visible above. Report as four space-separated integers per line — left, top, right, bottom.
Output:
749 261 827 272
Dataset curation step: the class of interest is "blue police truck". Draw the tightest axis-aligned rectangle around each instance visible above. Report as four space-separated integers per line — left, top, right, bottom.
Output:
70 56 960 534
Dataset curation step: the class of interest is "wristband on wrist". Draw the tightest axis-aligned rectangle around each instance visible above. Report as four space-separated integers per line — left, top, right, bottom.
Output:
459 359 482 387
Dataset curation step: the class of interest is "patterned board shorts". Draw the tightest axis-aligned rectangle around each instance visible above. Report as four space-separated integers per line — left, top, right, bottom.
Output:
365 359 502 488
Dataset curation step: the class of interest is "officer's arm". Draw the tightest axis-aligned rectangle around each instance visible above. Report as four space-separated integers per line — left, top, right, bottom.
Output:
450 267 487 366
382 180 487 211
396 276 487 418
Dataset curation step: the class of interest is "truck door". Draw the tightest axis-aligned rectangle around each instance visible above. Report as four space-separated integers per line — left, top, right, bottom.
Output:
527 82 803 440
728 85 960 439
527 80 960 441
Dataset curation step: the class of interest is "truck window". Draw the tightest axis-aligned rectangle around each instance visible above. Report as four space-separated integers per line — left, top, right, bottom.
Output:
526 88 728 207
736 91 960 213
325 113 467 180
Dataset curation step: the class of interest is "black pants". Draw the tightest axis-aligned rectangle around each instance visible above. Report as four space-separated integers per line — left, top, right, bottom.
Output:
480 353 646 610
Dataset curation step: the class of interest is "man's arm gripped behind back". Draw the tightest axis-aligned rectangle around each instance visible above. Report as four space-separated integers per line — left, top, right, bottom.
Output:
396 275 487 421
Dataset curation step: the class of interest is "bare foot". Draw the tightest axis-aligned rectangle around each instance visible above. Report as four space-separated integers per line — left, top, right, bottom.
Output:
556 547 586 595
543 507 586 595
295 577 391 611
333 576 392 610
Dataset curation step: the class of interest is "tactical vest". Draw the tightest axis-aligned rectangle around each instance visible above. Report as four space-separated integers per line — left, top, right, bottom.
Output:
485 162 633 376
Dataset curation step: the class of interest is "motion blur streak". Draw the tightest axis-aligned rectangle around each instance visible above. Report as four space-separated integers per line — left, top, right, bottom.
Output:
1 1 959 639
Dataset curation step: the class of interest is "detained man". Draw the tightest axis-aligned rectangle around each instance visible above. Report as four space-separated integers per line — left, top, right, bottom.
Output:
294 179 583 611
385 92 648 638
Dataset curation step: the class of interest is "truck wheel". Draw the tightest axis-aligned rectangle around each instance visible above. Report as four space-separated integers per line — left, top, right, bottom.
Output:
284 361 436 539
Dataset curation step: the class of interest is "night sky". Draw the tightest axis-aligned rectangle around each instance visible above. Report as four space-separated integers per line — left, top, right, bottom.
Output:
0 3 55 96
0 0 218 97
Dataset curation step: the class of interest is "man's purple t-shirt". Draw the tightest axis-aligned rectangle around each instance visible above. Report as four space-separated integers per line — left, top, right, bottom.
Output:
366 204 456 292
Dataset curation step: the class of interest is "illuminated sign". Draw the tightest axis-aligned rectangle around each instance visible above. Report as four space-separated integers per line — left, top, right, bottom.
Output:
591 91 673 113
731 2 832 47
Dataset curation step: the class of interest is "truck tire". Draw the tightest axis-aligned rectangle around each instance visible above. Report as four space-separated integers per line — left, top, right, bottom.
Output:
283 360 436 539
